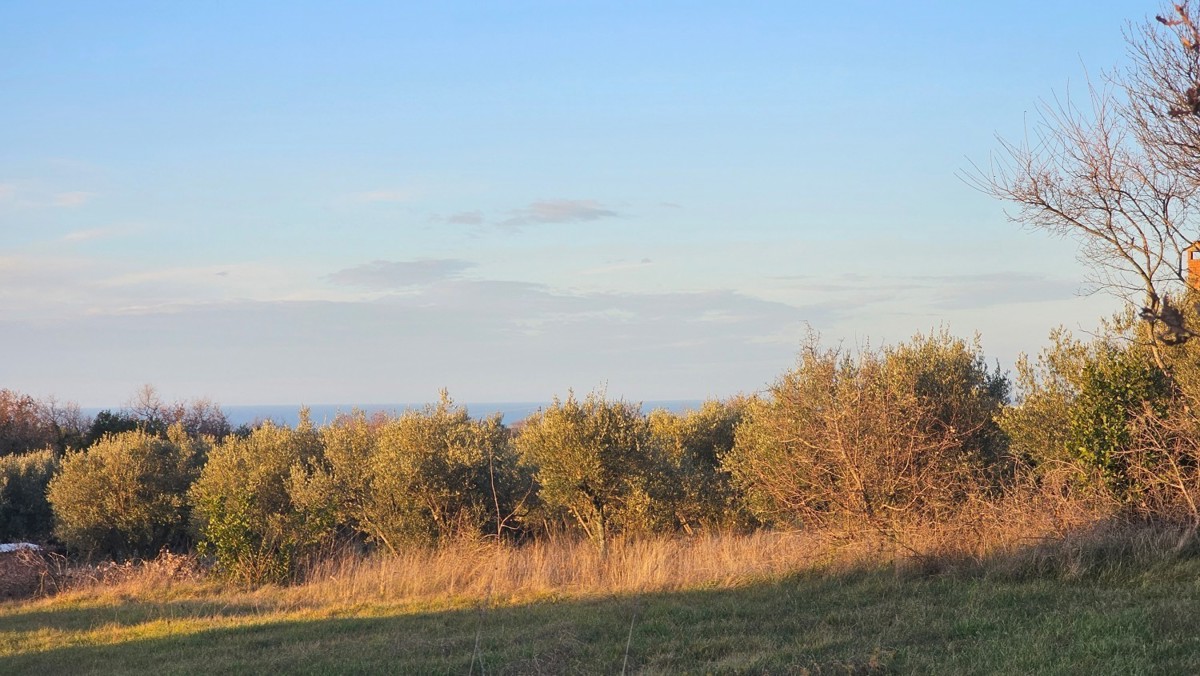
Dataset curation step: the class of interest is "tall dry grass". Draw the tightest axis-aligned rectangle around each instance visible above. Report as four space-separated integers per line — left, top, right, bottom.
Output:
35 470 1188 612
276 478 1142 608
291 530 829 608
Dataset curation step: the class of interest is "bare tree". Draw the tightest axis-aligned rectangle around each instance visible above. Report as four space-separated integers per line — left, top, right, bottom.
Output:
1126 4 1200 189
121 384 231 441
966 4 1200 369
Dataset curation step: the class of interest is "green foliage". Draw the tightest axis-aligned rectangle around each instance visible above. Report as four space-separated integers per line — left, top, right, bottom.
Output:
997 328 1089 469
86 389 232 447
726 331 1009 530
188 412 327 583
0 449 58 542
1068 347 1171 482
883 330 1009 466
318 394 529 552
1000 323 1175 492
648 397 754 532
85 410 143 447
517 392 670 546
47 428 203 558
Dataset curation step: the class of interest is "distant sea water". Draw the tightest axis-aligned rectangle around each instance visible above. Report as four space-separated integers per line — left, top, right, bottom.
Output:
83 400 706 428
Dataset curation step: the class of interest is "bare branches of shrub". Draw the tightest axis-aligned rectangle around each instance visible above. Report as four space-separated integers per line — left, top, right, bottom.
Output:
726 332 1008 538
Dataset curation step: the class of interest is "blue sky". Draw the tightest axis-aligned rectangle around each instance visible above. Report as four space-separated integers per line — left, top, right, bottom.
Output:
1 1 1140 406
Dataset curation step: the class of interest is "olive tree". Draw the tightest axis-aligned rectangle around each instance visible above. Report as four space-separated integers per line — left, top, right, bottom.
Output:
317 394 528 553
648 397 752 532
48 427 204 558
517 393 670 548
0 449 58 542
189 412 327 583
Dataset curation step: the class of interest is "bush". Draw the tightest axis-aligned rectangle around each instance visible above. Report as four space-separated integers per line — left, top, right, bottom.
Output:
0 450 59 542
318 395 528 552
84 410 142 448
189 413 329 583
1068 347 1171 485
86 387 232 447
726 331 1009 533
517 392 671 547
649 397 753 532
1000 324 1175 493
997 328 1087 470
47 428 203 558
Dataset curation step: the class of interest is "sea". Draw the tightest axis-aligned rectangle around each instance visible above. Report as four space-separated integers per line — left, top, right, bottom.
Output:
82 400 706 428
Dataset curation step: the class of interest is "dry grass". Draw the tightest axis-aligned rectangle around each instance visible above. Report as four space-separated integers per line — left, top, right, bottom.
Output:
291 530 831 609
24 473 1175 614
9 489 1200 674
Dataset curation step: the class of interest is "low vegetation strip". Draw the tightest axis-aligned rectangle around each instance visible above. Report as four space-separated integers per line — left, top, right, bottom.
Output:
2 555 1200 674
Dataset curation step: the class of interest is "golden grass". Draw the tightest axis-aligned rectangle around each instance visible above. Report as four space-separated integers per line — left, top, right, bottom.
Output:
4 486 1197 673
292 530 831 609
6 475 1149 619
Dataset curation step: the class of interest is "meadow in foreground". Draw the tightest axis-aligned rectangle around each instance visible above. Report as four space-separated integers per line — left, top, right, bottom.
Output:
3 529 1200 675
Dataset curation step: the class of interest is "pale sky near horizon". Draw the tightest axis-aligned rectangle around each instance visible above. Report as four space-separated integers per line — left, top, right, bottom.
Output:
2 1 1142 407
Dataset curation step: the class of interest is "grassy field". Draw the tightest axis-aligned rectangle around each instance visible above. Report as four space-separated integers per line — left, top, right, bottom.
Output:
2 534 1199 674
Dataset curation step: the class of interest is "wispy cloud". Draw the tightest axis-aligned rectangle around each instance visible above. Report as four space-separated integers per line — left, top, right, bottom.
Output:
0 184 99 209
502 199 620 228
328 259 476 289
917 273 1081 310
771 271 1081 312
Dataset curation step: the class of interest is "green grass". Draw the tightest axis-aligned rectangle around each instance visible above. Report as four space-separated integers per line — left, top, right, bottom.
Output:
3 558 1200 674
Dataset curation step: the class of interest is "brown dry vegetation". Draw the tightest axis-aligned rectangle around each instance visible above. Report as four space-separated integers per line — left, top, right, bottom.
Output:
23 475 1134 612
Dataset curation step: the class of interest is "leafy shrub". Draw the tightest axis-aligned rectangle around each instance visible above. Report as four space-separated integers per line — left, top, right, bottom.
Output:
649 397 753 532
517 393 671 547
997 328 1088 470
84 410 142 448
318 394 528 552
0 449 59 542
86 387 231 447
1000 324 1174 492
189 413 327 584
726 331 1009 532
47 428 203 558
1068 347 1171 484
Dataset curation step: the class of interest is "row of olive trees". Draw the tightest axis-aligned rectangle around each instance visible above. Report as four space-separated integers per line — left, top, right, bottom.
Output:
18 324 1200 580
18 330 1021 582
27 391 745 582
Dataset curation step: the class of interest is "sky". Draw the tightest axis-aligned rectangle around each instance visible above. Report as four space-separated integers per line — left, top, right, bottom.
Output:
1 1 1145 407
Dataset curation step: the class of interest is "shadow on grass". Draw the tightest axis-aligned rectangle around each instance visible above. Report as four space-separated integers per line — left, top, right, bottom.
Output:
0 599 284 634
4 559 1200 675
